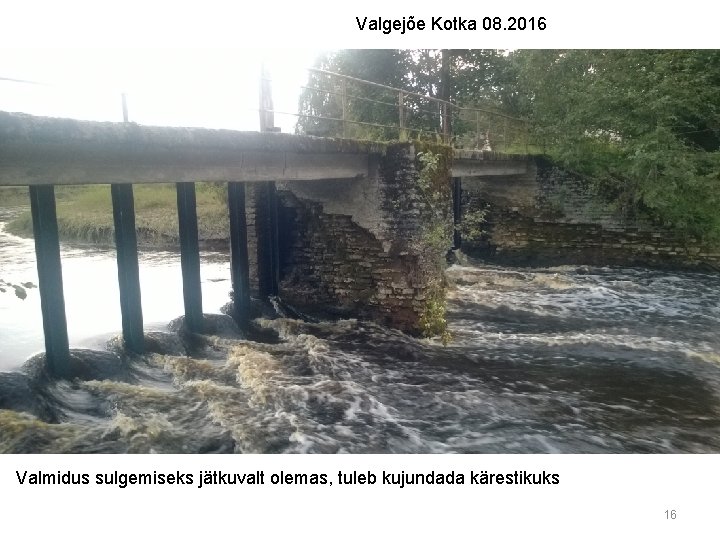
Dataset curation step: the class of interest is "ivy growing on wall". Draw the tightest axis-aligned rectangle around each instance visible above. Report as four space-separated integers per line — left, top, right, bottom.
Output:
415 146 453 344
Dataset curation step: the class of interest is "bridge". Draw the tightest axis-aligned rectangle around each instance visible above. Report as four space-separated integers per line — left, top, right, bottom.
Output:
0 70 531 377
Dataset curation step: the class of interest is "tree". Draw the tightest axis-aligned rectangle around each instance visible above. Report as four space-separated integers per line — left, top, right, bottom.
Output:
513 49 720 241
296 49 720 240
296 49 518 143
296 50 414 139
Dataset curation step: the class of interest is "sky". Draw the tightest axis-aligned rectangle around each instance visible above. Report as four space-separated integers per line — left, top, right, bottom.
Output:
0 48 326 133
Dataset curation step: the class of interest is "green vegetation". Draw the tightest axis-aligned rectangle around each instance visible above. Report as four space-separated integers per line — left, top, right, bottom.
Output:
416 147 453 255
457 206 488 242
298 49 720 244
416 146 452 194
416 148 453 259
423 222 449 254
297 49 524 148
415 148 453 344
419 287 452 346
5 184 229 247
511 50 720 243
0 187 30 208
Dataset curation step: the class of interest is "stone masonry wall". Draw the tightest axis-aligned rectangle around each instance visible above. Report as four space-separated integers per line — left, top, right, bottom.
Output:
461 157 720 270
245 143 453 333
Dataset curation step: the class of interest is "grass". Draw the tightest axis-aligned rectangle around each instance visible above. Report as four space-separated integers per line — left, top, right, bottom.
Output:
0 187 31 208
3 184 230 247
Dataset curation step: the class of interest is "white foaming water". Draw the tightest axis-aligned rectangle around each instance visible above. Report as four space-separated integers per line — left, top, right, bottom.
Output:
0 218 232 370
2 217 720 453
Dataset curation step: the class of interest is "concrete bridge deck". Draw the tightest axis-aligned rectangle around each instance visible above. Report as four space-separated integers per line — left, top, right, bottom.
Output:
0 111 529 186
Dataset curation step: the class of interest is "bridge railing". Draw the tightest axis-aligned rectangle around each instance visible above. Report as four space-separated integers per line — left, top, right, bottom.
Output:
2 66 530 152
265 67 531 152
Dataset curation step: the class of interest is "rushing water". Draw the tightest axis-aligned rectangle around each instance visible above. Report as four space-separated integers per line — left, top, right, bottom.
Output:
0 210 232 370
1 211 720 453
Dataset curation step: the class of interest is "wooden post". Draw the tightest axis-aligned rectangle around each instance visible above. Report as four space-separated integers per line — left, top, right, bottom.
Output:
503 118 508 152
398 90 405 139
227 182 251 330
259 63 275 132
442 102 449 144
121 93 129 122
176 182 204 333
525 124 530 154
29 184 70 376
341 79 348 138
476 110 481 150
440 48 453 143
111 184 144 353
452 177 462 249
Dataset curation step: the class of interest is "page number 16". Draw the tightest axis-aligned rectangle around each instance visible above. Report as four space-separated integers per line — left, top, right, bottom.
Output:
665 510 677 520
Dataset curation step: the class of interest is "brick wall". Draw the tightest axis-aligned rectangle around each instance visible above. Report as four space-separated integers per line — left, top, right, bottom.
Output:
461 158 720 269
244 143 453 332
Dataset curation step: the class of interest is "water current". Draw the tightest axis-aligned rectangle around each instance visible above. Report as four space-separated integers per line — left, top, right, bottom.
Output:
1 211 720 453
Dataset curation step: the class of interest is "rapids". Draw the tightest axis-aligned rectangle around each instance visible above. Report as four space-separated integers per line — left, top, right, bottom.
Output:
1 210 720 453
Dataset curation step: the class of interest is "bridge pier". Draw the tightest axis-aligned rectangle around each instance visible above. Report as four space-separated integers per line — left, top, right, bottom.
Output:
111 184 144 353
176 182 204 333
228 182 251 330
256 181 280 298
28 184 70 376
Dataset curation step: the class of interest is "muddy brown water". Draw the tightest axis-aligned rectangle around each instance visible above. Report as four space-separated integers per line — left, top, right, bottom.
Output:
2 211 720 453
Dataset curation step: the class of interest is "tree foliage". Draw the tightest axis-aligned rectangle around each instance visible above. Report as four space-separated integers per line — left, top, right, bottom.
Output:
512 49 720 241
296 49 518 144
298 49 720 242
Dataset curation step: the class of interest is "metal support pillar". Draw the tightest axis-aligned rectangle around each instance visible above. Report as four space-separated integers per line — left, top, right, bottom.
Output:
111 183 144 353
29 184 70 376
176 182 204 333
257 181 279 297
227 182 251 330
452 177 462 249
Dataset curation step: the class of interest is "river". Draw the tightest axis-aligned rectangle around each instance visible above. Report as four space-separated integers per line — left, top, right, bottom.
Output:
1 210 720 453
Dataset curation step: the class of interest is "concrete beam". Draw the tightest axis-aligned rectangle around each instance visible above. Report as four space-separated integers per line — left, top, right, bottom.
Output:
0 111 376 186
453 149 530 160
451 149 530 177
450 159 529 178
